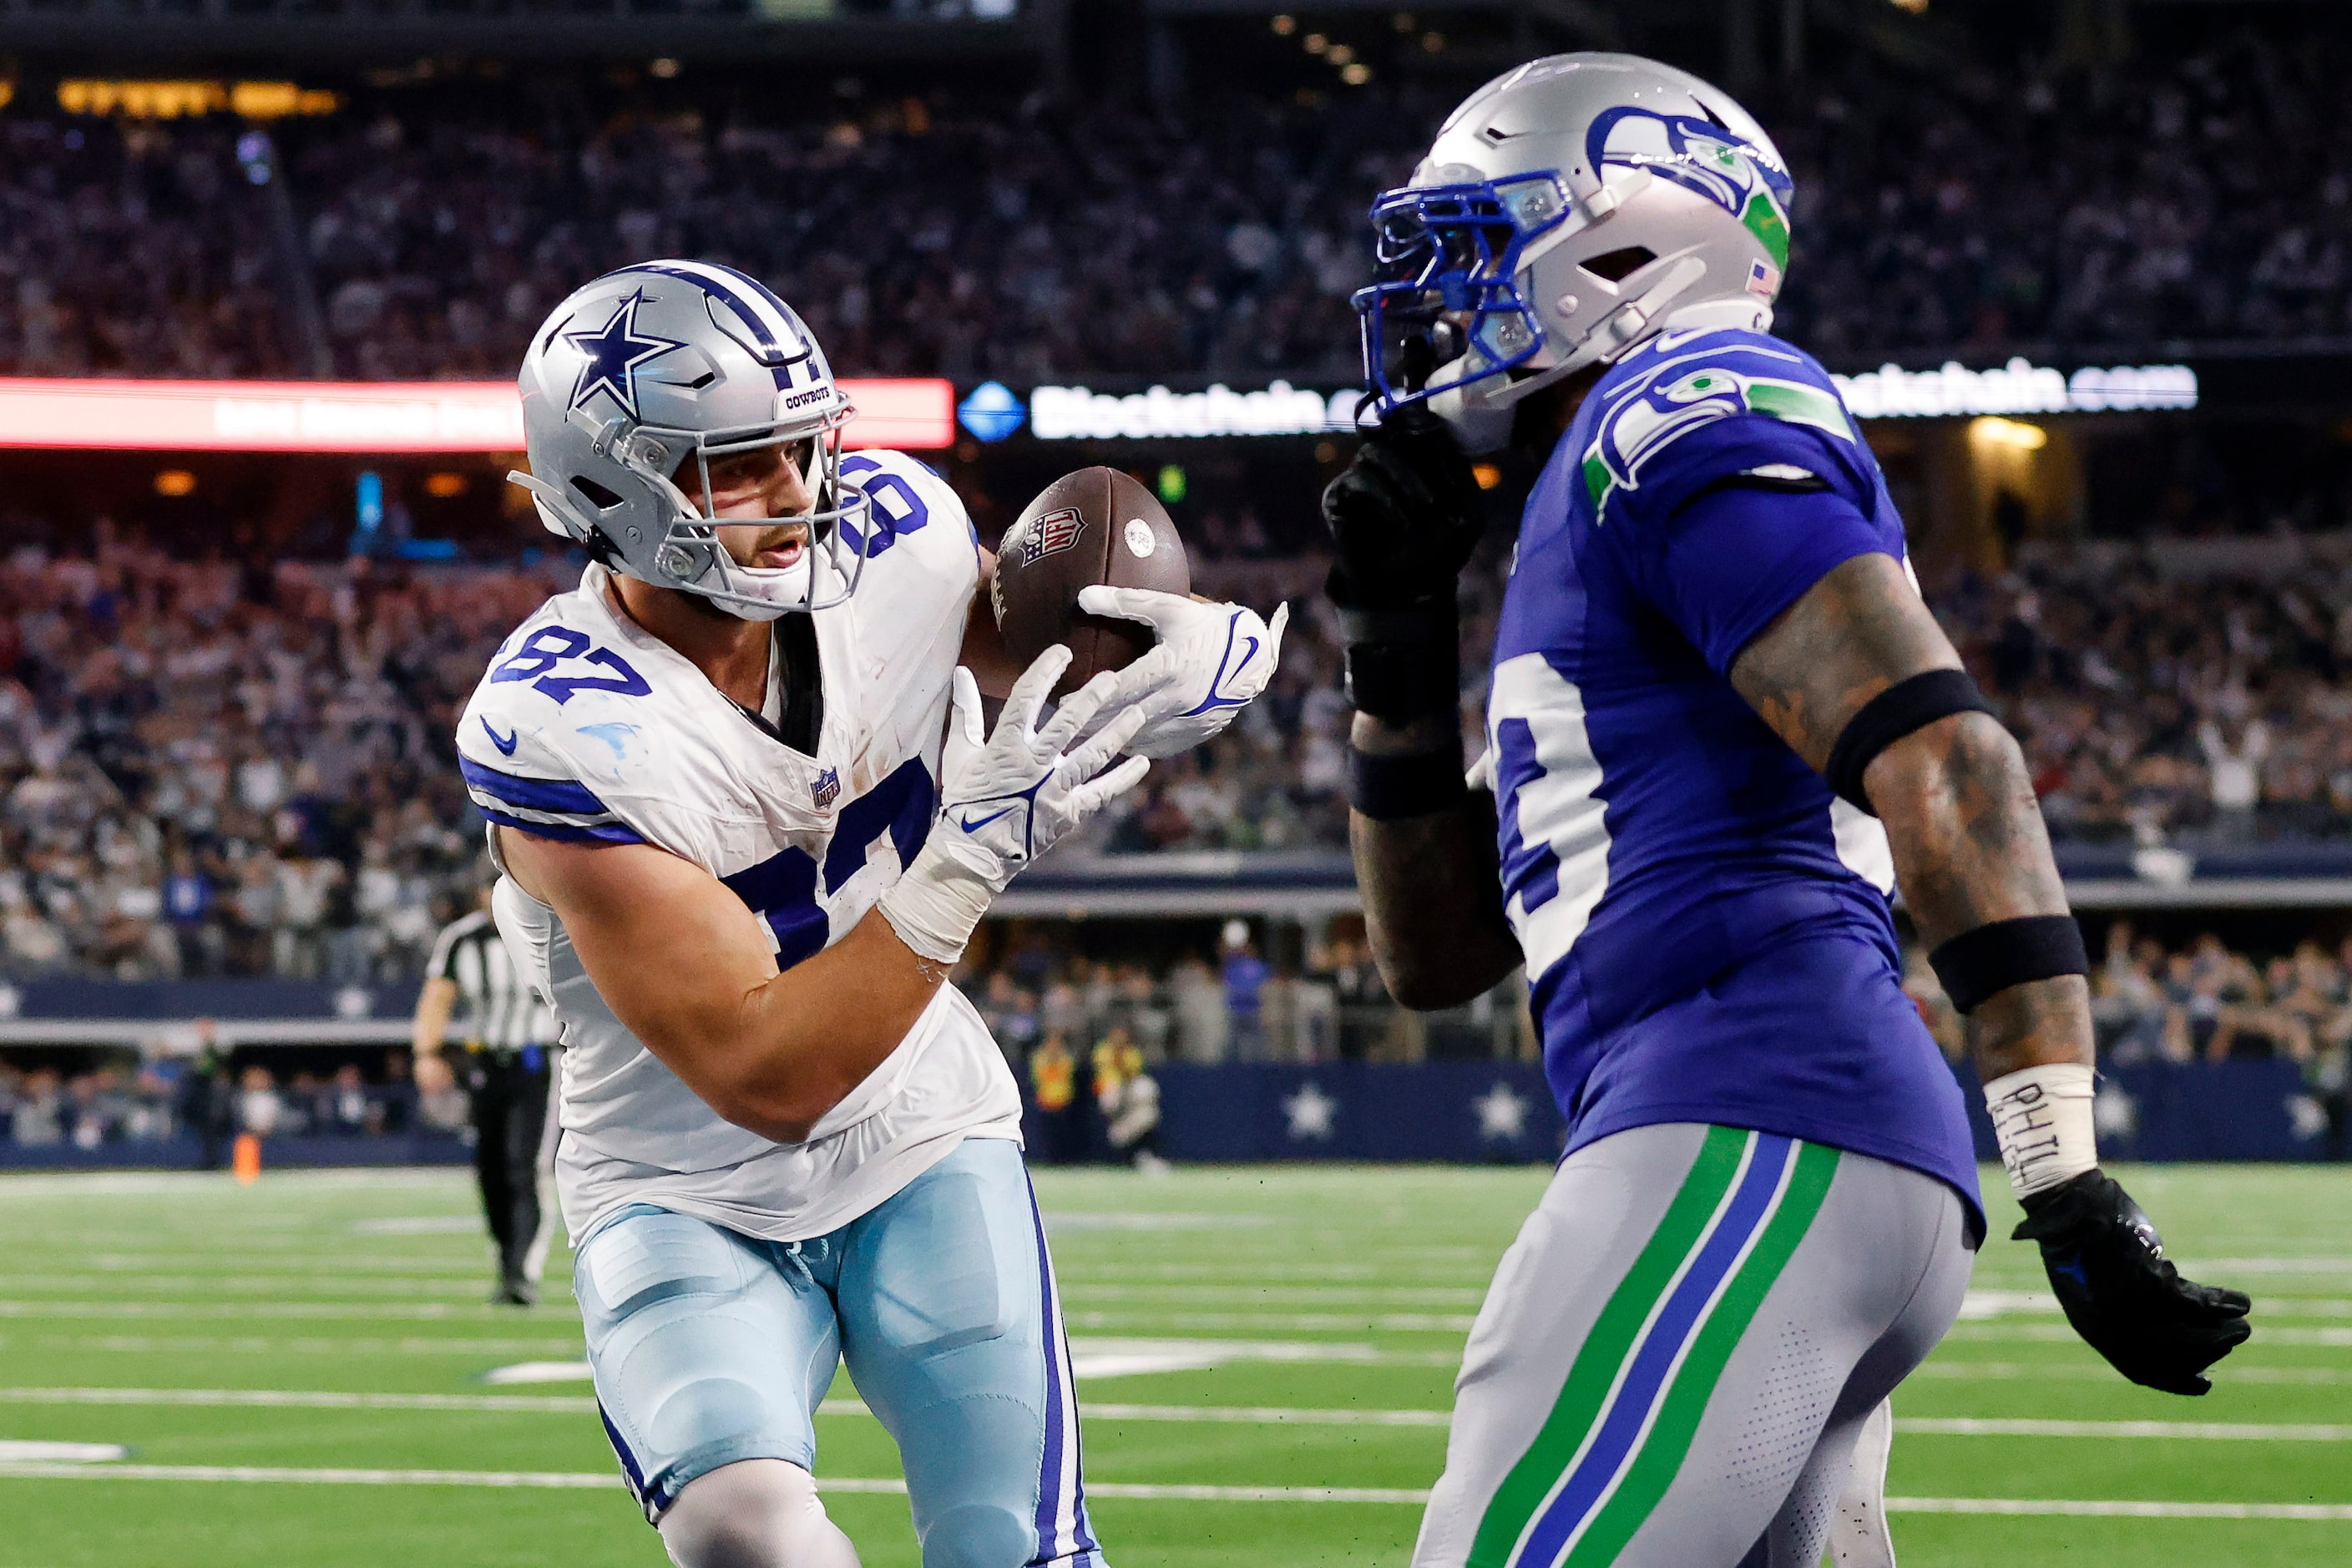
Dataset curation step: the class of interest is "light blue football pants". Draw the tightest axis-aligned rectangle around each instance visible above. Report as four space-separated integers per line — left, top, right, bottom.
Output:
574 1136 1104 1568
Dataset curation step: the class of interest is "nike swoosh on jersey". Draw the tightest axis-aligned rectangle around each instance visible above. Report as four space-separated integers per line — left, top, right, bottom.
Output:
958 806 1016 832
481 718 519 756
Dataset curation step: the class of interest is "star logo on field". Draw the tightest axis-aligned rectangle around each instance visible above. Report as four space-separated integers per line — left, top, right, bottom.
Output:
565 291 682 420
1473 1082 1529 1141
1283 1082 1337 1141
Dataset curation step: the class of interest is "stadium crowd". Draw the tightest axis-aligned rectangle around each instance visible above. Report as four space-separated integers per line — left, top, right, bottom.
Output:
0 529 1363 981
8 913 2348 1151
0 24 2346 384
12 518 2352 980
0 532 556 983
1939 532 2352 845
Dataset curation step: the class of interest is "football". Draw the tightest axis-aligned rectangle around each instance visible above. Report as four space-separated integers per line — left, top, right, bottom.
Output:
991 467 1191 696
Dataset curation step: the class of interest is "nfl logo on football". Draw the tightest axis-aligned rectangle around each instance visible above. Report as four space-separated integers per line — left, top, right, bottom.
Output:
1017 506 1085 566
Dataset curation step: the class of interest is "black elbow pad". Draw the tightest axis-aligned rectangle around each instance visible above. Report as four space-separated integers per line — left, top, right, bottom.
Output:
1823 669 1995 814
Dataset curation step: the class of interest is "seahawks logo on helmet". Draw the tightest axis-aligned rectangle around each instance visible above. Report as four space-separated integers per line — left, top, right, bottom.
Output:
1587 107 1793 269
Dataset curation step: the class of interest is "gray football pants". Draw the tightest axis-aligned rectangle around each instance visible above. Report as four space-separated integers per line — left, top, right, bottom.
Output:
1410 1123 1974 1568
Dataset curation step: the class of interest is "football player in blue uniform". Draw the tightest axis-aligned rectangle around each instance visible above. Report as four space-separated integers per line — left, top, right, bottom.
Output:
1323 55 2251 1568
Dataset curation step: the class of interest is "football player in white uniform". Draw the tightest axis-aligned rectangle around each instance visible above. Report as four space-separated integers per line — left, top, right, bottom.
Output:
459 260 1284 1568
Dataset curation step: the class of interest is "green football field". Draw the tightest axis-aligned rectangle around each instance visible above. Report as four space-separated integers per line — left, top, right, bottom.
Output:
0 1161 2344 1567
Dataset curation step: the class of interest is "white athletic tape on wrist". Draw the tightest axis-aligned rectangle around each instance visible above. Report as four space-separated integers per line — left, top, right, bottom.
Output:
876 839 997 967
1982 1062 2097 1201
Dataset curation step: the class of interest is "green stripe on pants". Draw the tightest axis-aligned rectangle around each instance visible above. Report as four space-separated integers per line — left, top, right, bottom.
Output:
1465 1125 1751 1568
1561 1140 1843 1566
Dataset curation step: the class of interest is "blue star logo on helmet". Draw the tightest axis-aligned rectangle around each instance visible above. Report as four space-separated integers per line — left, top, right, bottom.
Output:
564 291 683 421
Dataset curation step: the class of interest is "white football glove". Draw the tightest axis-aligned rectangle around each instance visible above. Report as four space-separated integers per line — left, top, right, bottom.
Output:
878 645 1151 964
1075 585 1289 759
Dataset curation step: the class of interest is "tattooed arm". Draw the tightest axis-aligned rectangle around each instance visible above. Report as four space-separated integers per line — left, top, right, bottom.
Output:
1348 711 1524 1011
1729 551 2091 1082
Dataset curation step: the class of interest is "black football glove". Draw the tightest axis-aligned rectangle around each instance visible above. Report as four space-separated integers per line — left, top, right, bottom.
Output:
1320 402 1485 612
1319 404 1485 723
2012 1168 2251 1395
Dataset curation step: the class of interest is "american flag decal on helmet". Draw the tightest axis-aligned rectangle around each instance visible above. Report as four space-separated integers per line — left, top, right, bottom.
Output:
1016 507 1086 566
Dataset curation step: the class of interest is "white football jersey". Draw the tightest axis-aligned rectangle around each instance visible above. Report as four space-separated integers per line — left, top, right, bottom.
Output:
455 449 1022 1244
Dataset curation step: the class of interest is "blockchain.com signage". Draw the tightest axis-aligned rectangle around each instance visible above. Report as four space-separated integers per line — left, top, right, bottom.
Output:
958 378 1361 443
1831 358 2198 419
953 357 2198 444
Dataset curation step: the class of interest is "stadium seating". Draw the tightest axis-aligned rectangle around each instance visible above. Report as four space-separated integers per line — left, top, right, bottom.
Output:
2 23 2348 382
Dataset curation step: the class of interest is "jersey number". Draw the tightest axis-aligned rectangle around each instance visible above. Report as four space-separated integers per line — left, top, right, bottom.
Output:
837 456 930 559
718 757 938 969
491 627 651 705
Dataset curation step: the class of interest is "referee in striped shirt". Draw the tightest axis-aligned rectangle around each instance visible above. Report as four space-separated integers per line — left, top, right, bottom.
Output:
412 888 559 1306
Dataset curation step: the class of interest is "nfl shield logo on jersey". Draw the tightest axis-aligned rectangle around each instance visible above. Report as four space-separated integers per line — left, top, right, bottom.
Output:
1014 507 1085 566
812 767 841 809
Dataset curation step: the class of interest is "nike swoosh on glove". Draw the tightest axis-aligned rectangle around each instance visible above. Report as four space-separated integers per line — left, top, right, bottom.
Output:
2012 1168 2253 1395
876 645 1150 964
1074 585 1289 759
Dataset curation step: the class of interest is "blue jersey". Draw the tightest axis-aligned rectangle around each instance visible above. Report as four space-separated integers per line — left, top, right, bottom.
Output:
1485 326 1980 1222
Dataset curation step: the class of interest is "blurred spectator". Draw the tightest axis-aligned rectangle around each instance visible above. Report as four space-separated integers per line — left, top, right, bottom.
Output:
235 1064 284 1136
1093 1024 1166 1172
1027 1030 1083 1166
1940 536 2352 844
1219 921 1269 1061
11 1067 63 1146
0 542 564 980
3 22 2350 382
326 1062 377 1135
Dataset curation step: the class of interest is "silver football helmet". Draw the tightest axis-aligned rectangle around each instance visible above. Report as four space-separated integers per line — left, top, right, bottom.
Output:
1355 53 1795 452
509 260 873 620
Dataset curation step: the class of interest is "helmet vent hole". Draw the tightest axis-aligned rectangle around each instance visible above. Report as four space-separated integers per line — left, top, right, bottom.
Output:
1581 246 1656 283
569 476 626 511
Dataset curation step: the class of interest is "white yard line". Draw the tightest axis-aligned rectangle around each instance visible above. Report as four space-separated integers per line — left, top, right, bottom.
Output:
1063 1286 1487 1306
11 1388 2348 1442
5 1335 584 1357
0 1300 536 1322
2 1275 567 1298
0 1442 127 1463
0 1386 1454 1428
1900 1418 2352 1441
1062 1310 1478 1333
1957 1292 2352 1321
0 1462 2346 1520
1887 1497 2352 1521
1913 1361 2352 1386
0 1387 599 1414
1946 1323 2352 1348
2199 1259 2352 1275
